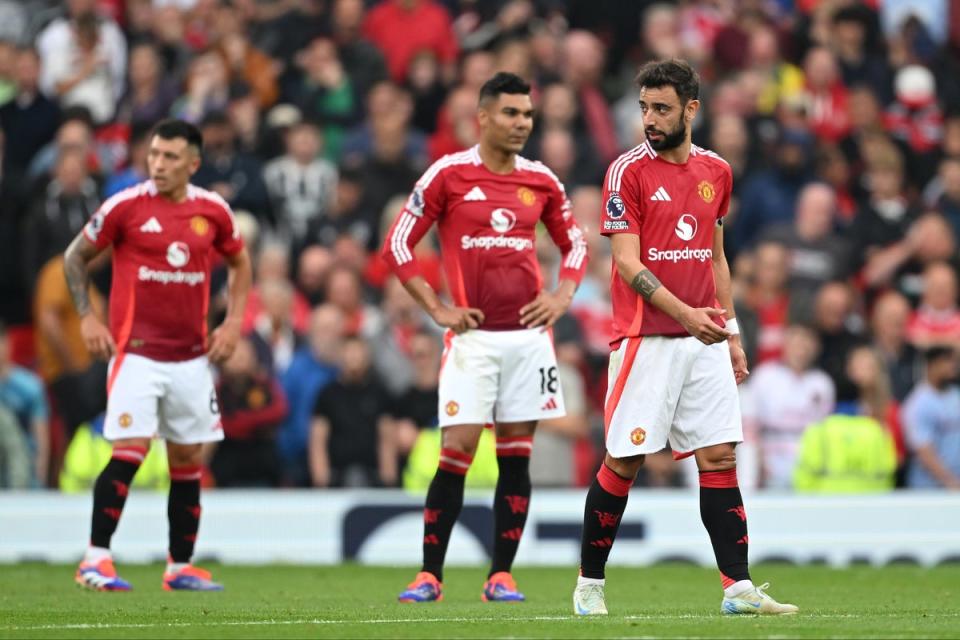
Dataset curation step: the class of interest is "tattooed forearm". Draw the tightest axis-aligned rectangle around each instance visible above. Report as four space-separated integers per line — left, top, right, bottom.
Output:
63 235 97 316
630 268 662 301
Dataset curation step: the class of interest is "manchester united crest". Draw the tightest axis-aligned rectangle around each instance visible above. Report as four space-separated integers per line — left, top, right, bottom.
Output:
190 216 210 236
445 401 460 417
517 187 536 206
697 181 715 203
630 427 646 446
119 413 133 428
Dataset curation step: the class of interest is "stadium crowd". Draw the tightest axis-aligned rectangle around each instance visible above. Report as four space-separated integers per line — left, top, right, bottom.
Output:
0 0 959 493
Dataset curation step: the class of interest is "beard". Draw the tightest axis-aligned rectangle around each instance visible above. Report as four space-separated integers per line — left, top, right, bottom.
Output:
646 118 687 151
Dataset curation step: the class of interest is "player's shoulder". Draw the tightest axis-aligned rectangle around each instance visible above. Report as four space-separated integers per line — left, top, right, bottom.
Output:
514 154 566 192
186 183 233 215
690 144 732 175
605 142 657 189
417 146 483 187
99 180 156 214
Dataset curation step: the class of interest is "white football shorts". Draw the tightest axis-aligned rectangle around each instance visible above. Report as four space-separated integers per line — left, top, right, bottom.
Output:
437 328 566 427
103 353 224 444
604 335 742 459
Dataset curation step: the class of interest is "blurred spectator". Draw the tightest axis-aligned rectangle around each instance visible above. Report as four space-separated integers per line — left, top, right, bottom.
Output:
309 334 394 487
171 51 230 124
33 254 106 435
926 157 960 240
277 304 343 487
247 278 304 376
193 111 272 224
744 240 791 365
116 41 177 132
733 127 813 252
287 37 361 162
387 330 441 471
871 291 923 402
406 51 446 135
0 47 60 181
763 183 851 323
37 1 126 124
0 321 49 487
343 80 427 169
792 412 897 493
829 6 892 103
748 24 804 116
527 82 604 189
103 125 149 197
211 337 286 488
812 281 865 402
27 108 103 182
211 4 279 109
326 263 383 339
814 145 857 223
530 314 591 487
296 244 333 306
327 0 389 103
749 324 835 489
426 84 478 162
370 277 436 395
901 346 960 489
560 30 618 163
302 164 377 252
264 120 338 248
801 46 851 143
241 243 311 335
0 402 29 488
361 0 458 85
22 149 100 292
884 65 943 175
905 261 960 350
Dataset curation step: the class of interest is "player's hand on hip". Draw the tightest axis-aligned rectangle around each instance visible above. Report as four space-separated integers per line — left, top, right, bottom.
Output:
728 338 750 385
519 289 572 330
208 318 241 364
431 304 484 334
80 314 116 360
678 307 730 345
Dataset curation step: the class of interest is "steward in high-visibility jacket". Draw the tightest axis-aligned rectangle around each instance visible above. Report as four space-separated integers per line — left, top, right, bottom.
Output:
793 414 896 493
59 421 169 493
403 427 499 491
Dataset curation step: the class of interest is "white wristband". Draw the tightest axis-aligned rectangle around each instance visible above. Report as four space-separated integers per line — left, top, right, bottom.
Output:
726 318 740 336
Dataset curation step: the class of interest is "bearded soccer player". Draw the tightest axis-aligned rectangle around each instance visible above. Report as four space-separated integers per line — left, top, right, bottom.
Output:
571 60 798 616
66 119 252 591
383 72 588 603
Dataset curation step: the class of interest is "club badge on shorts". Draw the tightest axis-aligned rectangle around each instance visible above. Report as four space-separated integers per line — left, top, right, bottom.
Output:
630 427 646 446
445 401 460 417
118 413 133 428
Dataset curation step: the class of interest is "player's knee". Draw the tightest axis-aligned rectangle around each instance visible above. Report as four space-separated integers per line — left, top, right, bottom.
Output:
166 442 204 468
697 444 737 471
112 437 151 451
604 452 644 479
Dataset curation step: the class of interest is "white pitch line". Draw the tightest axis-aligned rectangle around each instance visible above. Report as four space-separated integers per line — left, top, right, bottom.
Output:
4 612 959 632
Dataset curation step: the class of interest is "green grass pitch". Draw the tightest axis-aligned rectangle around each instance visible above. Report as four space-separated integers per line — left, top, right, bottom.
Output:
1 564 958 638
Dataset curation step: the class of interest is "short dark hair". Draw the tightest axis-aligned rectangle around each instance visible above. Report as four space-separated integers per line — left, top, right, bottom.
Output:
924 346 955 365
635 59 700 104
151 119 203 153
478 72 531 105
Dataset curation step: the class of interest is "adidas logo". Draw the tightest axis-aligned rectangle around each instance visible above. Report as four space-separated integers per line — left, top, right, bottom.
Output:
139 217 163 233
541 397 558 411
464 186 487 201
649 186 671 201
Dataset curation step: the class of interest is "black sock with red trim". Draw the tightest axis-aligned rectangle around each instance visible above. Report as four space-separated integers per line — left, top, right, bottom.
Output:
699 468 751 588
579 463 634 579
420 448 472 582
489 436 533 577
90 446 146 549
168 465 203 564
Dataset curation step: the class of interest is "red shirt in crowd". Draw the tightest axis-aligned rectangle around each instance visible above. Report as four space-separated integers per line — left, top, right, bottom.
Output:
362 0 459 83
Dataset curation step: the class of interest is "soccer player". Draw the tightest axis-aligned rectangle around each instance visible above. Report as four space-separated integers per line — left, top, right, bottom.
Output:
66 119 252 591
383 72 588 603
571 60 798 616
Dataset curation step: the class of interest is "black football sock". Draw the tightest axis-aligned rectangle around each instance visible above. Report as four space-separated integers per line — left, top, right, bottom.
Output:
579 463 633 579
168 465 203 564
699 468 751 589
489 436 533 577
89 446 146 549
420 448 472 582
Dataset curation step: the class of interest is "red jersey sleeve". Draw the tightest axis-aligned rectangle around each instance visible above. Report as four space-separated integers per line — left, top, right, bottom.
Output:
717 162 733 221
206 192 244 256
600 159 642 237
83 187 138 249
380 163 445 283
541 172 588 285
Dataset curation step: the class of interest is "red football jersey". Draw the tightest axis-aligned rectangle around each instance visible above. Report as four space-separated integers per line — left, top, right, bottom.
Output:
83 181 244 361
601 142 732 345
382 146 588 330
